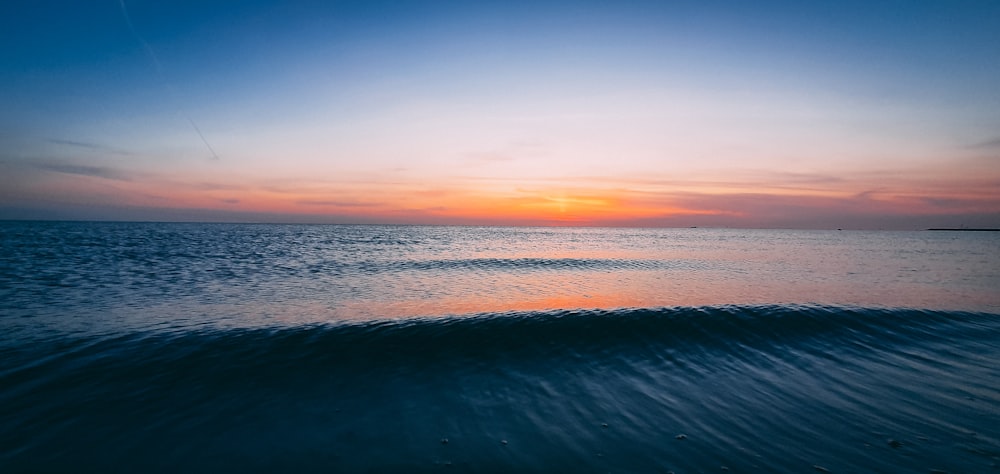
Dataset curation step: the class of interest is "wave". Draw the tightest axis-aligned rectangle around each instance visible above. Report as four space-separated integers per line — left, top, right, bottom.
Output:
314 256 709 274
3 305 999 473
4 305 991 376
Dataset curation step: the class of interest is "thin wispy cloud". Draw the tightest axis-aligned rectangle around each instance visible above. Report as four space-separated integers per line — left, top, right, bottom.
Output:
187 182 245 191
852 189 886 200
46 139 136 156
968 136 1000 149
297 200 384 208
33 162 132 181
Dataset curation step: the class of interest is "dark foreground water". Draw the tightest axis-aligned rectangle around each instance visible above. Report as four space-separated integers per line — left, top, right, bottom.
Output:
2 222 999 472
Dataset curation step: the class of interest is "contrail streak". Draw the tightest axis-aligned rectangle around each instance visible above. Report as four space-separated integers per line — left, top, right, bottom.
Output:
187 117 220 160
118 0 162 74
118 0 220 160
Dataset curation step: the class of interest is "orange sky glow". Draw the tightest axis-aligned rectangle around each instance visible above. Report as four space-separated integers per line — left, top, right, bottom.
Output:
2 1 998 228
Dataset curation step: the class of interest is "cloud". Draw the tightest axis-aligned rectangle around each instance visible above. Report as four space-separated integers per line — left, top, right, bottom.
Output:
33 162 132 181
47 139 104 149
392 206 451 215
189 182 244 191
769 171 844 186
46 138 135 156
853 188 886 200
968 137 1000 149
920 196 1000 211
455 170 848 193
296 199 384 208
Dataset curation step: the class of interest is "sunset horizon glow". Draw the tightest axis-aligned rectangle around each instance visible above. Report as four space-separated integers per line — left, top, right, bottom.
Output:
2 0 999 229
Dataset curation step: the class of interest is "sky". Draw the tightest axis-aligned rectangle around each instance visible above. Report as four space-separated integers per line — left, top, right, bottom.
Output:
2 0 999 228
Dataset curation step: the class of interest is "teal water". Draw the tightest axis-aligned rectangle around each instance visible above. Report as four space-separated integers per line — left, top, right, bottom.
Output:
1 222 999 472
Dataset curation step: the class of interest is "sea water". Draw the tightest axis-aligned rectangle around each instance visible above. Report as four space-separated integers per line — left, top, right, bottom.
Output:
1 222 998 472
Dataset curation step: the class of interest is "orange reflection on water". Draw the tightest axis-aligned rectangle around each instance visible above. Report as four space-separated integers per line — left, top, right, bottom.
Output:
320 228 1000 321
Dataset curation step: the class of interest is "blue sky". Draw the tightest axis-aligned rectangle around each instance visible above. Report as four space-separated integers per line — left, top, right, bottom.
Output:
2 0 999 227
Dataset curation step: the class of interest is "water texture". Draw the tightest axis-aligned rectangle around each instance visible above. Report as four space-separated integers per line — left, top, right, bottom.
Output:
1 222 999 472
2 222 998 331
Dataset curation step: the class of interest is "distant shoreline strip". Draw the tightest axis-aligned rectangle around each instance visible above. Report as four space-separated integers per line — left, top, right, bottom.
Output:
926 228 1000 231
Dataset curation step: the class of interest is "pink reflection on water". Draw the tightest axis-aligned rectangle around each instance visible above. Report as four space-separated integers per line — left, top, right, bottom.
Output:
324 228 1000 321
131 228 1000 326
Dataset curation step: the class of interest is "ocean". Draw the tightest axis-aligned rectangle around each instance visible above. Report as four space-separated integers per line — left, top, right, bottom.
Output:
1 222 998 472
